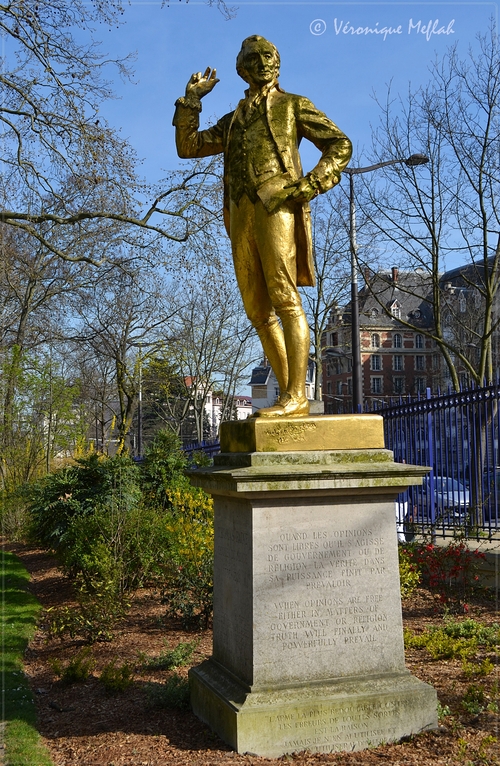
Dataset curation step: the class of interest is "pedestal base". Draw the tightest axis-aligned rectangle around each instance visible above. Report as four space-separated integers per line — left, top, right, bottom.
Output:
190 661 437 757
188 418 435 757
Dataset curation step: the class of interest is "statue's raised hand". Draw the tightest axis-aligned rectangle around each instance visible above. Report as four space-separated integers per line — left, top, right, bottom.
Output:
185 67 219 100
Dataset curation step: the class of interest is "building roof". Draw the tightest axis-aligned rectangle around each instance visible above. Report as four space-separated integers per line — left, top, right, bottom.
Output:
440 256 496 289
357 269 434 329
250 360 316 384
249 365 272 385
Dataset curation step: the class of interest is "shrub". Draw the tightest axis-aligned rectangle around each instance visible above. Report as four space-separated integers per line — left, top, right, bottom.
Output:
461 684 486 715
28 451 175 600
146 674 190 709
0 485 33 542
398 545 421 598
401 539 486 607
28 429 215 636
29 453 141 563
159 492 214 629
404 617 498 662
50 647 94 684
142 640 198 671
441 617 499 645
99 660 134 693
462 658 495 679
404 627 477 660
139 430 189 513
46 574 129 643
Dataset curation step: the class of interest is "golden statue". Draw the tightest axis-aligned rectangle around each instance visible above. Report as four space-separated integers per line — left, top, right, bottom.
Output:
173 35 352 418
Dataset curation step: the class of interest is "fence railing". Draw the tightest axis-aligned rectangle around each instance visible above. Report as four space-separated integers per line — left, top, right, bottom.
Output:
184 385 500 540
183 438 221 462
374 385 500 540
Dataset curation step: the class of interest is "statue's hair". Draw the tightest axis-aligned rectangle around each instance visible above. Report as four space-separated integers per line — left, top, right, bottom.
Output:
236 35 280 81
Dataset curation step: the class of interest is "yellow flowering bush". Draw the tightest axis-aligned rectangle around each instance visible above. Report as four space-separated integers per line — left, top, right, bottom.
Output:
161 486 214 629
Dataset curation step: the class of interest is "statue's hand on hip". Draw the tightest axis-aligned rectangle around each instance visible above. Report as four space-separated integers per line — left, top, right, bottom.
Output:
185 67 220 100
284 176 319 203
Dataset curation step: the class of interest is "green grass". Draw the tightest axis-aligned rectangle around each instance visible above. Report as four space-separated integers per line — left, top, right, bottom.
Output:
1 550 54 766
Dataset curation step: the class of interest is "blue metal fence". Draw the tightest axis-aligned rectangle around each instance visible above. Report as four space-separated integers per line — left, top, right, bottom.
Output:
375 385 500 540
184 385 500 540
183 438 221 462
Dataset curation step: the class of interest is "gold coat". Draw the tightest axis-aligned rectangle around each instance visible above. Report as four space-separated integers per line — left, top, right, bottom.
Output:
173 87 352 287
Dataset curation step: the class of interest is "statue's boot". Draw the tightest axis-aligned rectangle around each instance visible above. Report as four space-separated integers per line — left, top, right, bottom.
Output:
254 307 310 419
255 315 289 393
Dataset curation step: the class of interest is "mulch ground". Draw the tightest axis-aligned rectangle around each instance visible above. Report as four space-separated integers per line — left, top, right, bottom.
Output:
4 541 499 766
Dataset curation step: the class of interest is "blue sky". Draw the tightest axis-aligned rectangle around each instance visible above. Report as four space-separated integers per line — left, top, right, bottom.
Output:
99 0 497 181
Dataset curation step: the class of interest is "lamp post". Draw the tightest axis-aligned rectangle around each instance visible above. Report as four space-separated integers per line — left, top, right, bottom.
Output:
137 342 143 459
130 339 163 459
343 154 429 413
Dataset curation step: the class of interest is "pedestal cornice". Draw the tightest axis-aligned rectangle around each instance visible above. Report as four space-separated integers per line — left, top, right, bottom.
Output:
189 449 430 497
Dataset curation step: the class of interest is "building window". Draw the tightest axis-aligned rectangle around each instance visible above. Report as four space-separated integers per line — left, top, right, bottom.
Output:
393 333 402 348
433 354 440 371
415 355 425 371
371 333 380 349
330 332 338 346
327 381 332 394
393 355 403 371
336 380 344 395
390 300 401 319
371 377 382 394
415 334 424 349
371 354 382 371
459 292 467 313
415 377 426 393
347 378 352 394
393 377 405 395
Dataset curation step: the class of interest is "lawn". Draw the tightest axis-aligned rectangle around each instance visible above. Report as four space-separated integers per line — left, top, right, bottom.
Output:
1 549 53 766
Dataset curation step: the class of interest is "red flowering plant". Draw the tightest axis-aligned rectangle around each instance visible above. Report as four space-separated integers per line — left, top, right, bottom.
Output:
401 539 487 610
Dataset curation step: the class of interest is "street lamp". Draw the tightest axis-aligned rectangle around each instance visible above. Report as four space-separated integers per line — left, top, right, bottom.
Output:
343 154 429 413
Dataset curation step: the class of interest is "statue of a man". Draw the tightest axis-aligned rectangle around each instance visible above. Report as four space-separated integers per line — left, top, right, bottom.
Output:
173 35 352 418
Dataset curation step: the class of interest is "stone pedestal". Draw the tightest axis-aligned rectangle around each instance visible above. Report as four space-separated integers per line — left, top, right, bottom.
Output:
189 415 437 757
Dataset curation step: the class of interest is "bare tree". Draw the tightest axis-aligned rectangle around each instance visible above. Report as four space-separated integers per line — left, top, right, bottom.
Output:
162 0 236 20
303 195 352 400
72 265 179 453
0 2 225 263
0 227 95 464
165 274 257 442
358 22 500 389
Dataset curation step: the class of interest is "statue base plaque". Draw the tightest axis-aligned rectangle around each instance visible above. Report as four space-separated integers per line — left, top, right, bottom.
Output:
189 416 437 757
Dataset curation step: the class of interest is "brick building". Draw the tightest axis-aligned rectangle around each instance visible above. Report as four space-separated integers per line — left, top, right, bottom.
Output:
323 268 437 413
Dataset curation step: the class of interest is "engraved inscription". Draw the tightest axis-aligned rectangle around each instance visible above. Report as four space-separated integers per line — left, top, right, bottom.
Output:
268 699 405 751
265 422 317 444
262 526 391 649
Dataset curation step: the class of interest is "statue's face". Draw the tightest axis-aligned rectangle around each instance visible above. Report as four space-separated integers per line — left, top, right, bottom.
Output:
240 39 279 87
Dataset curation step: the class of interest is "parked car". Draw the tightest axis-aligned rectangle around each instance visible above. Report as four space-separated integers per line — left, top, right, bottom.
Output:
411 475 470 525
424 475 470 521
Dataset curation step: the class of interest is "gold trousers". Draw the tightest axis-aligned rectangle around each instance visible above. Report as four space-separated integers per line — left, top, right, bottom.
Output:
229 194 310 399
